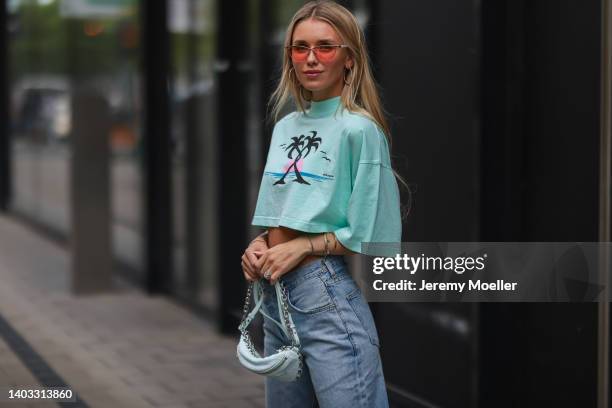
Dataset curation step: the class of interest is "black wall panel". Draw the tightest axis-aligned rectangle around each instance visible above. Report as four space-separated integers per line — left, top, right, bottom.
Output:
373 0 602 406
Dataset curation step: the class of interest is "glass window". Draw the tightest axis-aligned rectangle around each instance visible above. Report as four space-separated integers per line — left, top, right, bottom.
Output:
8 0 144 277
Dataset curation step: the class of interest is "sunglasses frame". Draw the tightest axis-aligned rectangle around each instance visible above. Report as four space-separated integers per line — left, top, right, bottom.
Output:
286 44 350 62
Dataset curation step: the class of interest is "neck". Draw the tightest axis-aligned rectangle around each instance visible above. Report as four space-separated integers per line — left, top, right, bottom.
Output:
311 84 343 101
311 92 341 102
307 95 342 118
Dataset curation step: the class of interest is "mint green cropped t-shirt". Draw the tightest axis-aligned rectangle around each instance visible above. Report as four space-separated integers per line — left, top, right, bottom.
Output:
251 95 401 254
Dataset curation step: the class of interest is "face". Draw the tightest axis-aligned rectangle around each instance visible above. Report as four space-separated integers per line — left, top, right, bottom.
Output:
290 18 353 101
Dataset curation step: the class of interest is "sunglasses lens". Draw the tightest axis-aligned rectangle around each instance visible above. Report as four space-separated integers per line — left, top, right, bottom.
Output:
315 46 336 61
290 47 309 62
289 45 340 62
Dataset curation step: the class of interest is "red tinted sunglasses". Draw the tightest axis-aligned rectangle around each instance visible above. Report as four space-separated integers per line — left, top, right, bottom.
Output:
286 44 349 62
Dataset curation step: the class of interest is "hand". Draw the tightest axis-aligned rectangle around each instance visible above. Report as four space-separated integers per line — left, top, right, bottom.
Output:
256 237 311 284
242 238 268 282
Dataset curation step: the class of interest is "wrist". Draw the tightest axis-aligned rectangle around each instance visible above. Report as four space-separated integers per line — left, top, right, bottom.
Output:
296 236 312 257
249 238 266 248
250 231 268 246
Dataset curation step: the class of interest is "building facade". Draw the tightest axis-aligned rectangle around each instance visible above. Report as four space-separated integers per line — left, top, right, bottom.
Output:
0 0 610 406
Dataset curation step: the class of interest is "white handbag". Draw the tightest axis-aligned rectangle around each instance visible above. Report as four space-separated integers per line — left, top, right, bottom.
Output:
236 279 304 382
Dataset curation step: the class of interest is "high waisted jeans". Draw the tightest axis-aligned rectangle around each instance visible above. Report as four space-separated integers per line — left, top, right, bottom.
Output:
260 255 389 408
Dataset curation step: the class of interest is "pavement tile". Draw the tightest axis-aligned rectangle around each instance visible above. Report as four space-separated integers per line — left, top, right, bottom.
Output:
0 215 265 407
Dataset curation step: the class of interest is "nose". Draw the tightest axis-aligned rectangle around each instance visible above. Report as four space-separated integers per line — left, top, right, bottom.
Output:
306 48 318 64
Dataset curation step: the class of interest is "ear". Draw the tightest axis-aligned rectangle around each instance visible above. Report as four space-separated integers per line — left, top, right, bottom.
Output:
345 57 354 70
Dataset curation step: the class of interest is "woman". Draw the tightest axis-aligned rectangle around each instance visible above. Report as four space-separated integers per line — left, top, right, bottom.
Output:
241 1 404 407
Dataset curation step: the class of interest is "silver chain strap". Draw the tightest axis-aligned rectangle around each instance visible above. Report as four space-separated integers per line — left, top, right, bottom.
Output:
240 282 254 323
278 280 298 347
239 279 303 380
277 280 303 378
239 282 259 357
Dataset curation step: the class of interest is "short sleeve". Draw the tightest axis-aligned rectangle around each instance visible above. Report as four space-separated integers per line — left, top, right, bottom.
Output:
333 119 402 256
250 113 294 227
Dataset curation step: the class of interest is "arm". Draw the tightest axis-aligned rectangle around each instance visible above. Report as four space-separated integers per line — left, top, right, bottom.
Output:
256 231 354 284
292 232 355 258
249 230 269 246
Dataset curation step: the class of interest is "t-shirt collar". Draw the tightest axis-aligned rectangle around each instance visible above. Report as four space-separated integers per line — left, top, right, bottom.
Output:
306 95 342 118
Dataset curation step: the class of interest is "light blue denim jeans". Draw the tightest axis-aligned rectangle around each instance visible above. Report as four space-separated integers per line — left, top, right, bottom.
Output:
261 255 389 408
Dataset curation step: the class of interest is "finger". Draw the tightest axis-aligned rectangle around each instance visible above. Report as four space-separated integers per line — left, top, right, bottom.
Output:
257 253 269 276
241 259 250 277
242 260 257 281
262 259 275 280
246 251 260 272
269 268 282 285
242 253 255 272
241 256 255 277
268 265 279 284
255 251 267 266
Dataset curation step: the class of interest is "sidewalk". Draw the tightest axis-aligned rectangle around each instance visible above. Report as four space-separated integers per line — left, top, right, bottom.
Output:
0 214 265 408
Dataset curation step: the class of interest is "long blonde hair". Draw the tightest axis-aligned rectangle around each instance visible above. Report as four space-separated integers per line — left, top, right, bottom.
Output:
268 0 412 219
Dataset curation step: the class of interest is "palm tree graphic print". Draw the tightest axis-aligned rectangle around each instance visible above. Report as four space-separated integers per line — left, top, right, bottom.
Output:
269 130 334 185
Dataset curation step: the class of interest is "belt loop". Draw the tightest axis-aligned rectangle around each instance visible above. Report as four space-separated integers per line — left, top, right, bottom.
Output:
322 258 336 279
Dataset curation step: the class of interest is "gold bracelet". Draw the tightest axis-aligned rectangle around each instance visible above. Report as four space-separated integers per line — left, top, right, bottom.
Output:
323 232 330 257
307 236 314 255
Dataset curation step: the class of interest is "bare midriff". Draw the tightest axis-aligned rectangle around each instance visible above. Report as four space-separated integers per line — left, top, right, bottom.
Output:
267 226 323 269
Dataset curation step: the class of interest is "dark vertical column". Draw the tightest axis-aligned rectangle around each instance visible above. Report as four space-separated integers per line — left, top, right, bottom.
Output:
480 0 526 242
141 0 172 294
478 4 527 404
185 0 201 296
217 0 248 334
373 1 480 407
66 16 112 294
478 1 600 407
601 1 612 405
0 1 9 211
258 0 275 166
70 90 112 294
364 0 378 68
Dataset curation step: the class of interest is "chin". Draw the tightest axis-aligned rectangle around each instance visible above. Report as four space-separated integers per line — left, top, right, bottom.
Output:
302 84 327 92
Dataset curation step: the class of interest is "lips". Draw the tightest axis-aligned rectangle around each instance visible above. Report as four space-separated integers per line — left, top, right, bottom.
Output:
304 71 322 78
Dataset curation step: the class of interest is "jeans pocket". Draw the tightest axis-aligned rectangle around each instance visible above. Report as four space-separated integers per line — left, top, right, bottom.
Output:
286 275 334 314
347 288 380 347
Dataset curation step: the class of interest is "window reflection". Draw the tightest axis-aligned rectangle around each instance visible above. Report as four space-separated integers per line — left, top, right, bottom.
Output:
8 0 144 277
